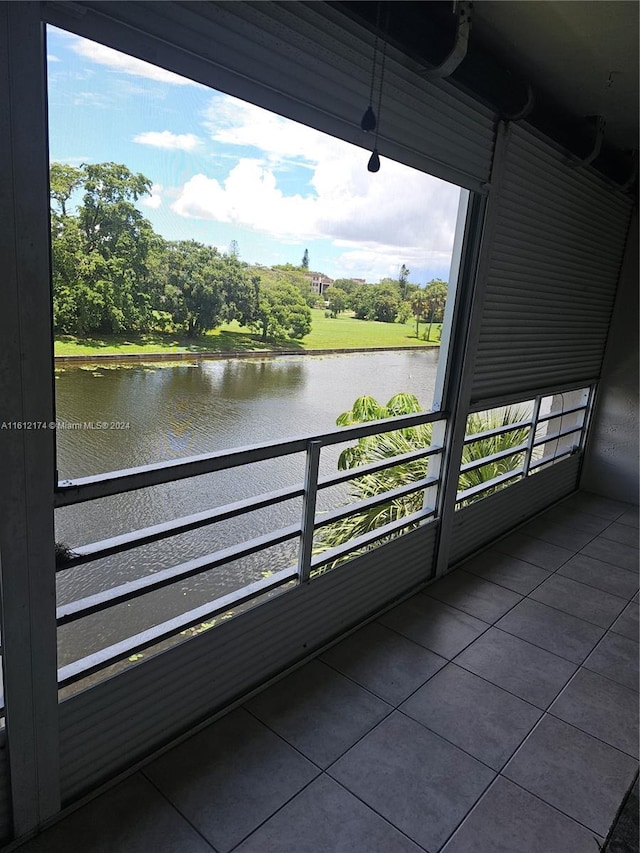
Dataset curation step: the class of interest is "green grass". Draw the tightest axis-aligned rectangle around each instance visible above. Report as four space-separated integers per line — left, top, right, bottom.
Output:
54 311 441 357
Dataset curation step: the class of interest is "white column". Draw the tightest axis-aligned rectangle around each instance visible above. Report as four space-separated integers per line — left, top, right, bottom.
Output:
0 2 61 836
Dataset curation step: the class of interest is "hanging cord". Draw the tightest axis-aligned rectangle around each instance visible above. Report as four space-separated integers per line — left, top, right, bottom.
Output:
361 2 381 131
368 7 389 172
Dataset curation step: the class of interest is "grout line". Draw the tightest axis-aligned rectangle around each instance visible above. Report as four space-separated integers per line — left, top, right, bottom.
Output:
393 704 538 776
554 567 639 601
494 773 608 845
543 710 639 762
574 546 640 573
450 644 576 711
323 774 432 852
224 775 320 853
317 649 447 710
137 772 219 852
240 704 334 772
523 591 628 630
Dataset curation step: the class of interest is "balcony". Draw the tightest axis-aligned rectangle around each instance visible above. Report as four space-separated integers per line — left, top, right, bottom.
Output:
15 491 638 853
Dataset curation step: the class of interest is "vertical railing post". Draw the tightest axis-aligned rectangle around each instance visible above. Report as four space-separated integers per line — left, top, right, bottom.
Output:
578 385 596 452
522 396 542 476
298 440 321 582
423 420 447 515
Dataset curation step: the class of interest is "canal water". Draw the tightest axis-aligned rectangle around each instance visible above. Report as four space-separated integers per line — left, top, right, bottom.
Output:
55 349 440 666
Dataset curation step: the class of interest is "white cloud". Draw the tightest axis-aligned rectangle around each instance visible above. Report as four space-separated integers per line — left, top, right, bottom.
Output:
334 246 452 284
172 94 461 269
51 156 92 165
172 160 316 237
47 54 61 63
140 183 163 210
71 38 198 86
73 91 111 108
133 131 202 151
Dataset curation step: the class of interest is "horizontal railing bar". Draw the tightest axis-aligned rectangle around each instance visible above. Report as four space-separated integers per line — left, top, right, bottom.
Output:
58 484 305 569
57 567 297 688
459 442 529 474
57 524 300 626
463 419 531 445
311 508 435 570
529 447 578 471
536 403 587 424
314 476 439 531
456 468 524 502
317 445 442 490
533 425 583 448
55 409 447 507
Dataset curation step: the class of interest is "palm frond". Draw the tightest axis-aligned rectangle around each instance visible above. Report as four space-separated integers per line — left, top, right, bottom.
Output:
315 397 532 569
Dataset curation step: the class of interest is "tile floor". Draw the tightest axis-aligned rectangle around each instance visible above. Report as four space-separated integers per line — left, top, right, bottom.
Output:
17 492 639 853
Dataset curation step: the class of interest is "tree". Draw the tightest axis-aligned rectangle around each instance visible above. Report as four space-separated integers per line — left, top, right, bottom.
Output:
50 163 82 218
333 278 361 295
423 279 448 341
252 264 315 307
49 161 157 334
350 282 399 323
371 283 399 323
228 239 240 258
159 241 257 337
301 248 310 269
410 290 428 338
351 284 374 320
397 301 412 324
398 264 410 301
250 280 312 342
325 286 348 318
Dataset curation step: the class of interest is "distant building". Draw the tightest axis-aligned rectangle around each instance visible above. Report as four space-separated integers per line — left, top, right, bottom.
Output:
305 271 334 296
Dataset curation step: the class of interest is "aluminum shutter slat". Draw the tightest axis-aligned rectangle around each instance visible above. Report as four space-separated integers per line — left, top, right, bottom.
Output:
495 199 628 250
503 166 631 230
471 124 632 405
494 211 628 258
510 130 634 214
488 261 624 290
484 293 613 313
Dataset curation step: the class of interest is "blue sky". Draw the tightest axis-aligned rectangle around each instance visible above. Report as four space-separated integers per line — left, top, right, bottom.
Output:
46 26 461 284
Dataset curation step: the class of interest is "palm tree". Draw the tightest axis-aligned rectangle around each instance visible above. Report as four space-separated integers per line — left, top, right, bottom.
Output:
315 394 531 563
410 291 428 338
423 280 447 341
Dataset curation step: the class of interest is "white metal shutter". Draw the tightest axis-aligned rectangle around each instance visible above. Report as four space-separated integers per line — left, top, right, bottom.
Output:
471 124 633 404
43 1 495 190
449 456 580 565
59 522 437 801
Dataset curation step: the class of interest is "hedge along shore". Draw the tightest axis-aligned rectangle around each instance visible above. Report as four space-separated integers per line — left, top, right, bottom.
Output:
54 344 439 365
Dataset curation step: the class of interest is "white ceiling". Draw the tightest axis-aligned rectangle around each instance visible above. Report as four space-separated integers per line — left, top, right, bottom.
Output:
471 0 639 151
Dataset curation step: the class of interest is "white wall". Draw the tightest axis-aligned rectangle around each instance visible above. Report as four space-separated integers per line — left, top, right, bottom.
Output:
581 206 639 505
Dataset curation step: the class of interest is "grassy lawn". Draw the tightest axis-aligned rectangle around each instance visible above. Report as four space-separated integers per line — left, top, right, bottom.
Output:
54 311 441 356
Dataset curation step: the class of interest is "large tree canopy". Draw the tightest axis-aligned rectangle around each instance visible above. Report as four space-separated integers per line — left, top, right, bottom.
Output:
250 280 312 343
49 162 260 338
50 162 158 334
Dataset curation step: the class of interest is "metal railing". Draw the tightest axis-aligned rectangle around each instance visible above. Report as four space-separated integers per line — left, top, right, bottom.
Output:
55 408 446 686
456 386 593 506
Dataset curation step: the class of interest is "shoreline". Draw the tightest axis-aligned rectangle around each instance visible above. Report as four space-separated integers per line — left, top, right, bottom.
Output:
54 344 439 365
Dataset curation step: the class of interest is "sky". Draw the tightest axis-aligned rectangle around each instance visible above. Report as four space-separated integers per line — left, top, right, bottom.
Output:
46 26 462 285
